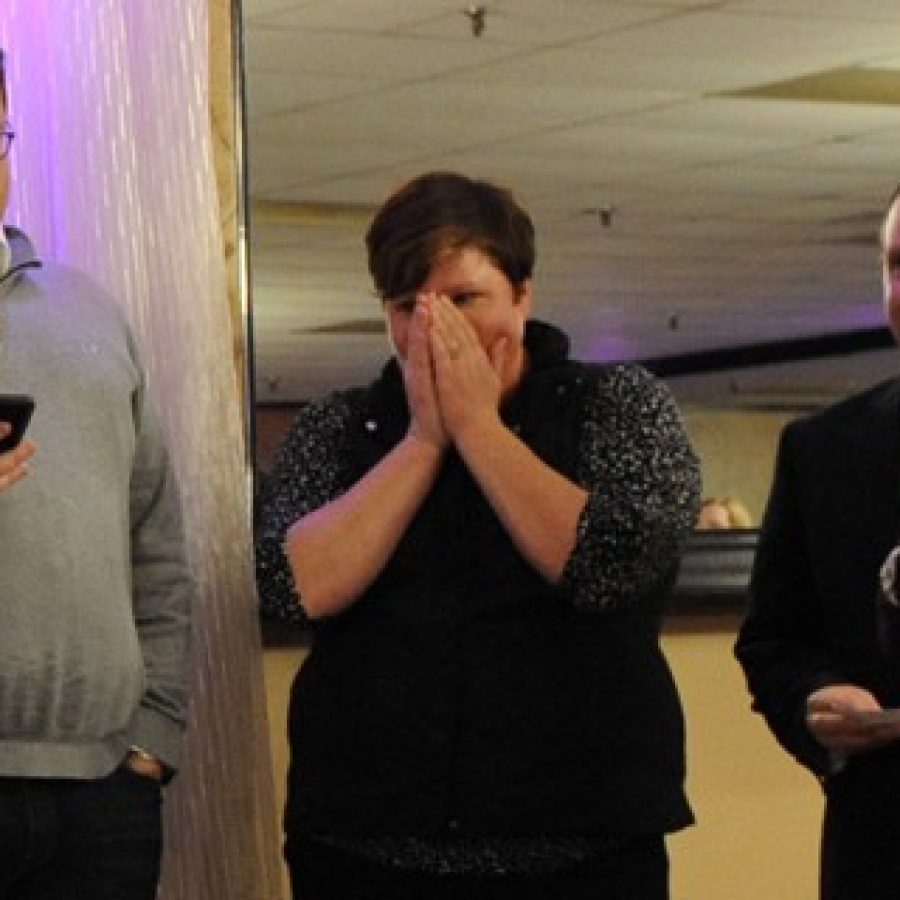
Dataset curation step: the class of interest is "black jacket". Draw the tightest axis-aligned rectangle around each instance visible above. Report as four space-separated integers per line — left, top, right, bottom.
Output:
278 323 697 840
736 376 900 775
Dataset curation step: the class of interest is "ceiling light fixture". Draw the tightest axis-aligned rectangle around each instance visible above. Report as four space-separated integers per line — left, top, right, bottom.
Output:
582 205 617 228
464 4 486 37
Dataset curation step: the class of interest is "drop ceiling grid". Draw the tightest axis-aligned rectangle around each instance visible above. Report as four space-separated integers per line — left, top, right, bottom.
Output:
243 0 900 403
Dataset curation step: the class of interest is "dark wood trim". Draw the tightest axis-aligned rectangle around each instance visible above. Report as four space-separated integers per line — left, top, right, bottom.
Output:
669 528 757 614
634 327 892 377
260 616 311 647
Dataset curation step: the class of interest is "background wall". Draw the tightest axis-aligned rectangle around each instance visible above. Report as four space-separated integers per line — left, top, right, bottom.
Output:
683 406 799 525
664 619 821 898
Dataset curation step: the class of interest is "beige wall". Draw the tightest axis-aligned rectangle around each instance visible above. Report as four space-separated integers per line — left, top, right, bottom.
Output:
664 619 820 898
682 406 799 526
264 646 304 900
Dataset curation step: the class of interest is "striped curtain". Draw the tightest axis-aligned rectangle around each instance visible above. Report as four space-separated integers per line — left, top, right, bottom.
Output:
0 1 282 897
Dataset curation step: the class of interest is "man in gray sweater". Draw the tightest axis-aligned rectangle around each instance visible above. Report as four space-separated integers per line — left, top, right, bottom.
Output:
0 48 193 899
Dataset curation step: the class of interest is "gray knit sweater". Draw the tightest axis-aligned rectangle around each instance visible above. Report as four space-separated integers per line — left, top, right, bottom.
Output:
0 228 193 778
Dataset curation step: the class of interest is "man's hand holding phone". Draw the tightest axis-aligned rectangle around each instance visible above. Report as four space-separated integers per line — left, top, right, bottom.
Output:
807 683 900 756
0 395 37 492
0 430 36 491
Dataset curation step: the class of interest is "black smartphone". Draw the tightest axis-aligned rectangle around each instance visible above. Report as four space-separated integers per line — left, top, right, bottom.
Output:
0 394 35 453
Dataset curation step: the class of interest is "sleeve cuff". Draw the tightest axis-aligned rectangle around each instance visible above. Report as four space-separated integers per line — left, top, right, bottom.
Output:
125 705 185 775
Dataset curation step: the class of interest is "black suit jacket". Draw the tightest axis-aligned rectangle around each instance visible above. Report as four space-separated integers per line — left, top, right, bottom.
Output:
736 376 900 776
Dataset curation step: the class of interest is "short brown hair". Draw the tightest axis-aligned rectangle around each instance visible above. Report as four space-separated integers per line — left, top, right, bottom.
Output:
366 171 535 300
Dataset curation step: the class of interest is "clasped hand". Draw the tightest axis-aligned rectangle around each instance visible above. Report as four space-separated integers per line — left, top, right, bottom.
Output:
402 293 507 449
806 683 900 756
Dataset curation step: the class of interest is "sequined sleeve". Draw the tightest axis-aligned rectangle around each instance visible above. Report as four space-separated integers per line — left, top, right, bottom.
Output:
254 393 355 623
559 365 701 612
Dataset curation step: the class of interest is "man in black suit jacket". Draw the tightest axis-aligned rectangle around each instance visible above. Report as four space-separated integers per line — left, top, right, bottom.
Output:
736 184 900 900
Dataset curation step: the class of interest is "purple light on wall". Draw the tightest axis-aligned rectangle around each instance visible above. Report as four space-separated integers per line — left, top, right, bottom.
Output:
828 303 885 331
0 0 80 259
584 334 644 362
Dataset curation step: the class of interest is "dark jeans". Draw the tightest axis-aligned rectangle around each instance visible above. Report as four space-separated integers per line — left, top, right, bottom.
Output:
288 834 669 900
0 765 162 900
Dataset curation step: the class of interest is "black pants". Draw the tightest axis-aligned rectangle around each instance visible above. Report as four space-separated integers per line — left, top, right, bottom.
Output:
820 750 900 900
288 834 669 900
0 766 162 900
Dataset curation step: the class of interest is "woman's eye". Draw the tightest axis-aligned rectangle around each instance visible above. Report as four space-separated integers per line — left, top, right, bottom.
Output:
451 292 477 305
